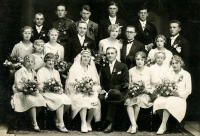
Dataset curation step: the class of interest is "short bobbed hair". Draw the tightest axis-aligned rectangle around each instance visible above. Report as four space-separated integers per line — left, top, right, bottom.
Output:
44 53 55 62
107 24 122 35
48 28 59 36
23 54 35 65
21 26 33 37
155 35 166 44
135 51 147 64
170 55 185 67
154 52 166 60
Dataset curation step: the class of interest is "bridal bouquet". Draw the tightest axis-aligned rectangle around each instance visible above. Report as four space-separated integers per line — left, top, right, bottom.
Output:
3 56 24 70
43 78 63 94
20 78 38 95
126 80 145 99
151 79 178 100
91 50 108 66
145 57 155 67
54 60 68 73
72 77 99 96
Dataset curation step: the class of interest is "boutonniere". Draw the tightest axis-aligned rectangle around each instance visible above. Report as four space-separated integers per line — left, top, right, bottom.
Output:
39 30 46 38
172 40 181 53
177 74 183 83
89 24 95 34
113 69 117 73
145 24 151 31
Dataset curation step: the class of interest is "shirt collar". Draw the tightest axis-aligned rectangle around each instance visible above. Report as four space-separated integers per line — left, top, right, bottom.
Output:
139 20 146 25
171 34 179 39
78 34 85 40
36 25 43 29
109 59 116 66
109 16 116 21
81 19 89 24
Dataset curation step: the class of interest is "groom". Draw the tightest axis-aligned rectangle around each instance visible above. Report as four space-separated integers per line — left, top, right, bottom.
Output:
100 47 129 133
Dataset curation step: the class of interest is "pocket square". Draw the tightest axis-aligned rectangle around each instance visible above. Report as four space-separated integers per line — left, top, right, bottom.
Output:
117 71 121 74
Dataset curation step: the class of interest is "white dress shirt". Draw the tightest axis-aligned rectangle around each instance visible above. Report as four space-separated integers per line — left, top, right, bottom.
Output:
36 25 43 33
170 34 179 46
139 20 146 31
78 34 85 46
126 41 133 56
109 59 116 74
109 16 116 24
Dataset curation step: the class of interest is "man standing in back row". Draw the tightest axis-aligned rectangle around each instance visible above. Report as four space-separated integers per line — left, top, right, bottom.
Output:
133 5 157 53
52 4 77 47
98 1 126 41
76 5 98 45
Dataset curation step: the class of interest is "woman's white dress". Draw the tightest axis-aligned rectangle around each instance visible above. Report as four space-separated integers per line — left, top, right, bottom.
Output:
37 67 71 111
153 69 191 122
99 38 122 61
148 48 173 67
65 55 101 120
11 66 46 112
44 42 64 61
124 66 153 108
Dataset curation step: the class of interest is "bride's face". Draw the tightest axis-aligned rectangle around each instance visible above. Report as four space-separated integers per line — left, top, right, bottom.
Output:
81 53 91 65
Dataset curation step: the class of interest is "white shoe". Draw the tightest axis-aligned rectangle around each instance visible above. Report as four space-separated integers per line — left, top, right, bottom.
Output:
157 126 167 135
81 123 88 133
127 125 131 133
131 125 138 134
87 123 92 131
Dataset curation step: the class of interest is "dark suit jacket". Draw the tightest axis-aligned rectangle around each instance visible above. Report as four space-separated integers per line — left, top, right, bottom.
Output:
165 35 190 70
98 16 127 42
52 18 77 46
100 60 129 92
133 19 157 46
31 26 49 43
121 40 145 69
65 35 96 63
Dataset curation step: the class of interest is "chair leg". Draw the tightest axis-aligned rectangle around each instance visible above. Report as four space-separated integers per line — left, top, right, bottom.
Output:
43 108 47 129
150 107 153 131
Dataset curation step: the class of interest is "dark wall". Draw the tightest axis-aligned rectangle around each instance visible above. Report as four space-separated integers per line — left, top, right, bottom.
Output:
1 0 200 121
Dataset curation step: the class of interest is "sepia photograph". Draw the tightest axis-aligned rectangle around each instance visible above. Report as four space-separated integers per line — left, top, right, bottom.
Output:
0 0 200 135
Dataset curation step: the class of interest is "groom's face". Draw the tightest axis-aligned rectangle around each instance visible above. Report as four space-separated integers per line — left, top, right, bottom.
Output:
106 48 117 62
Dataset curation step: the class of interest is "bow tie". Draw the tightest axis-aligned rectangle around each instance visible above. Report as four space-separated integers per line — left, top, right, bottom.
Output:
170 36 175 40
109 63 113 67
127 40 134 44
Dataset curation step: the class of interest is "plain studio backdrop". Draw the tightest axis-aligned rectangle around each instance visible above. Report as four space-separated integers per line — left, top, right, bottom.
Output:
0 0 200 122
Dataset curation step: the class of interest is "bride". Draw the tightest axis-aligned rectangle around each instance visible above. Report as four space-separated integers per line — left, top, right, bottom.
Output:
65 49 101 133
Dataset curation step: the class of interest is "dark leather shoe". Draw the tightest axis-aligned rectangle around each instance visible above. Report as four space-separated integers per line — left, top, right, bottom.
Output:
104 123 113 133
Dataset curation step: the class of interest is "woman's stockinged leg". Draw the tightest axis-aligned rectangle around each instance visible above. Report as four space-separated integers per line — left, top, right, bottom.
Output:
56 104 65 126
87 108 94 124
161 109 170 128
80 108 87 125
133 105 140 121
29 107 37 125
126 106 137 126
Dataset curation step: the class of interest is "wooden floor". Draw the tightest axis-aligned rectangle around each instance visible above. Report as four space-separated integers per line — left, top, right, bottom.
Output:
0 121 200 136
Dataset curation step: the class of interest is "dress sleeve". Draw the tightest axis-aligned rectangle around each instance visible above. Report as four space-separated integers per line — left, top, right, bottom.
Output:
14 70 24 91
10 44 18 57
37 70 45 92
178 72 192 99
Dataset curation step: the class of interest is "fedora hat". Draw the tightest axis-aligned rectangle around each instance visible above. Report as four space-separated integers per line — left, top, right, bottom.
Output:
105 89 124 103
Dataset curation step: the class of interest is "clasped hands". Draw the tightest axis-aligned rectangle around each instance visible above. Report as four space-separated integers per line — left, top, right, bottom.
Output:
99 89 108 99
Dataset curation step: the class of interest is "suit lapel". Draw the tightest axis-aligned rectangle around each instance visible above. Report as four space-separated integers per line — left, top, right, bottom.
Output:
75 35 82 47
122 44 127 60
110 61 120 81
137 20 144 33
170 35 181 50
128 41 137 55
104 64 111 80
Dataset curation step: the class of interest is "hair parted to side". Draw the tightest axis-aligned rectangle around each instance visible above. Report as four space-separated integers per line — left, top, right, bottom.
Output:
81 5 91 12
154 51 166 60
44 53 55 62
108 1 118 7
138 5 149 12
107 24 122 35
21 26 34 37
48 28 59 36
76 21 88 28
170 19 181 27
170 55 185 67
106 47 117 53
155 34 166 44
135 51 147 64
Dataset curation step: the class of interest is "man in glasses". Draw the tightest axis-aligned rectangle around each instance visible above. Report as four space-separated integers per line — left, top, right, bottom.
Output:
121 25 144 69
